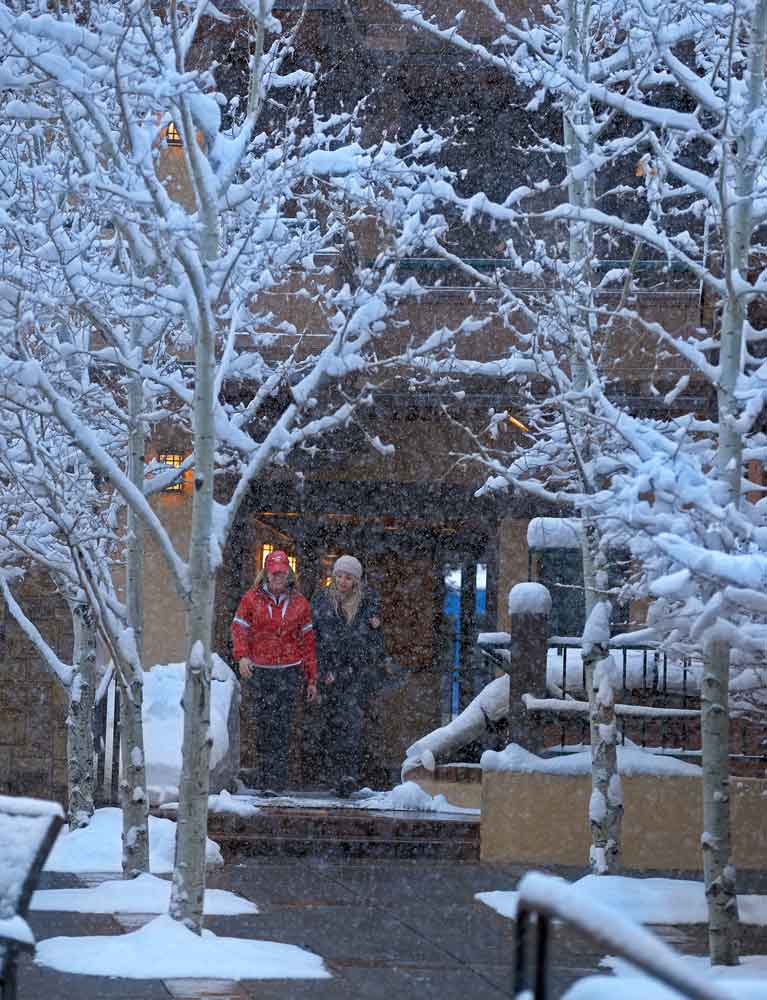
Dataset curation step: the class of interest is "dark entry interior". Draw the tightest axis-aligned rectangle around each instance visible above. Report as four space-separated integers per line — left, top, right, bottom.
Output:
215 481 500 787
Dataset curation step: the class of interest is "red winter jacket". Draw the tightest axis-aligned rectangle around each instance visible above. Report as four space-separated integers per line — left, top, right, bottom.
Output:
231 585 317 684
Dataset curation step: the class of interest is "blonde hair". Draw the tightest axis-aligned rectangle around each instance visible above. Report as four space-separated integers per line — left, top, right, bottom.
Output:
332 575 363 623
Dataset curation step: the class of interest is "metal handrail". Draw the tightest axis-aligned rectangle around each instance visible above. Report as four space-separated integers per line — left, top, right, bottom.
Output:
513 872 734 1000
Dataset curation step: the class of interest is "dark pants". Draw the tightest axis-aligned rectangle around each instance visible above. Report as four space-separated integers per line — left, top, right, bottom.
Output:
315 687 365 785
244 667 299 791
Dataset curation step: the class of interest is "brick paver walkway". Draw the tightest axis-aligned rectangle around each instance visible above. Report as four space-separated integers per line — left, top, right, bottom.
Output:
16 861 767 999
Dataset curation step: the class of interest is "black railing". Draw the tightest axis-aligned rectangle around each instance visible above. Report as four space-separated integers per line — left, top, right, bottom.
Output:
478 633 767 767
514 871 733 1000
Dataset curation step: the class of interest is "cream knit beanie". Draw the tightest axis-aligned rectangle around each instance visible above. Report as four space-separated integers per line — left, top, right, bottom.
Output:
333 555 363 580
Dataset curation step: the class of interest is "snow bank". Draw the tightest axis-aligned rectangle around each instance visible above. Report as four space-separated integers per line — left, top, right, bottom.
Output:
44 808 223 873
566 956 767 1000
481 743 702 776
510 872 734 1000
32 872 257 915
143 656 238 800
478 874 767 925
35 913 329 980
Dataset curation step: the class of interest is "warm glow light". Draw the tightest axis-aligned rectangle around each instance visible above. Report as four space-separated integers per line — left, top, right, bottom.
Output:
508 415 529 432
165 122 182 146
159 452 184 492
260 543 297 573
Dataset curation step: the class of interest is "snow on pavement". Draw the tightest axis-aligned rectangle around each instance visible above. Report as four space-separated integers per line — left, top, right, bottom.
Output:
564 955 767 1000
31 872 257 915
35 914 329 980
477 874 767 925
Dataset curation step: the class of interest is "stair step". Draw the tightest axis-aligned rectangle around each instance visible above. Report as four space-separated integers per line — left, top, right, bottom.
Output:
154 803 480 860
214 835 479 861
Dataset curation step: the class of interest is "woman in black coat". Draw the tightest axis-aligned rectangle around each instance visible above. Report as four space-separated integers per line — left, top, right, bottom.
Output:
311 555 385 797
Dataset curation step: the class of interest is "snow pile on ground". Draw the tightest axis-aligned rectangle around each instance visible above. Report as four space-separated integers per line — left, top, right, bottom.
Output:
481 743 702 776
354 782 479 814
35 913 329 981
505 872 749 1000
477 874 767 926
143 656 237 800
31 873 256 915
565 955 767 999
44 808 223 873
0 915 33 946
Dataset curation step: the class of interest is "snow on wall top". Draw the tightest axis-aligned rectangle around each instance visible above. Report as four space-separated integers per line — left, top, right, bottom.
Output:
527 517 582 549
481 743 703 776
508 582 552 616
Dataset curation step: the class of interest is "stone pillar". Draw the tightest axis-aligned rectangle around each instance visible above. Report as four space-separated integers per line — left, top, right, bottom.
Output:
507 583 551 753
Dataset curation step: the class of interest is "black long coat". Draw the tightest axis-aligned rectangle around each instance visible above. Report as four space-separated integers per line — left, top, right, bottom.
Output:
311 588 385 706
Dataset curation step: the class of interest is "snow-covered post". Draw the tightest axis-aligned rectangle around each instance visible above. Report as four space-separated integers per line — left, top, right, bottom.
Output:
582 599 622 874
702 631 739 965
507 583 551 752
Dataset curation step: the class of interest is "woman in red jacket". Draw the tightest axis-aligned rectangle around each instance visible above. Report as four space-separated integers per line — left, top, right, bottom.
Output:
231 550 317 793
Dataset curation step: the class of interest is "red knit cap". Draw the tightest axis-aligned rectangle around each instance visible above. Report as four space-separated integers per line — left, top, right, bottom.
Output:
265 550 290 573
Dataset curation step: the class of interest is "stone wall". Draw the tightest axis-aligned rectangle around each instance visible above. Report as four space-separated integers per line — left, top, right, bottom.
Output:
0 574 70 803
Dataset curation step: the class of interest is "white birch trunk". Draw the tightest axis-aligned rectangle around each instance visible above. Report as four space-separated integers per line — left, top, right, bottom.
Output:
588 652 622 874
119 319 151 876
564 0 622 873
582 599 622 874
168 340 216 931
698 0 767 962
702 637 739 965
117 662 149 878
168 92 220 926
67 601 96 830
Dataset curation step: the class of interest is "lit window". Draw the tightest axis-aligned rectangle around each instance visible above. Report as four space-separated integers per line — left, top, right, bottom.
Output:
260 543 297 573
159 452 184 492
165 122 182 146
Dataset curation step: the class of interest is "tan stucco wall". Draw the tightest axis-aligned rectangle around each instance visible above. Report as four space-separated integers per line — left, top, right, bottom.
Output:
141 491 192 668
481 771 767 871
497 517 530 633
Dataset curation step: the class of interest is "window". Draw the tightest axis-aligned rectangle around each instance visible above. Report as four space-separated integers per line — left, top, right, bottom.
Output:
159 452 184 492
165 122 182 146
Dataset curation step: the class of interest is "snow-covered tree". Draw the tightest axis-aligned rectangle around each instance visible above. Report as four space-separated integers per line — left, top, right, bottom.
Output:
0 406 151 864
388 0 641 873
0 0 456 931
392 0 767 963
